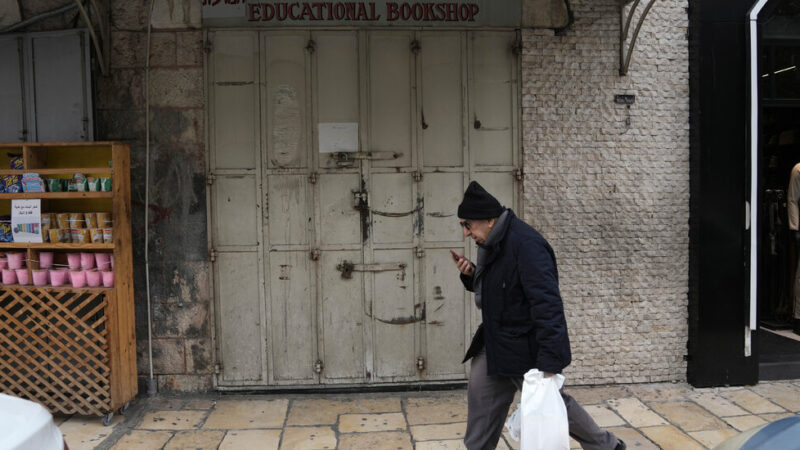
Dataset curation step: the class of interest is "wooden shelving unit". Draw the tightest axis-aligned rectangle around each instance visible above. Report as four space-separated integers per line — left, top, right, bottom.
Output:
0 142 135 424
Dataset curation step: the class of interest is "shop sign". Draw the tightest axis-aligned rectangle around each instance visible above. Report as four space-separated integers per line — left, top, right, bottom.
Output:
202 0 521 27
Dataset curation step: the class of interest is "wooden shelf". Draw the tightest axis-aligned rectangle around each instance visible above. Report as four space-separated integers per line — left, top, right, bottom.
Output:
0 168 113 175
0 284 113 293
0 192 112 199
0 242 114 250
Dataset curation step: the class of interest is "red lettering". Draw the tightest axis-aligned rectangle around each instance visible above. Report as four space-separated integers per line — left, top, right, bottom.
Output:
289 2 300 19
387 2 399 20
345 2 356 20
446 3 457 21
247 3 260 20
312 2 324 19
357 2 367 20
469 3 479 21
277 3 288 20
370 2 379 19
325 2 334 19
262 3 275 20
400 3 411 19
411 3 423 20
300 3 314 19
334 2 345 19
459 4 470 20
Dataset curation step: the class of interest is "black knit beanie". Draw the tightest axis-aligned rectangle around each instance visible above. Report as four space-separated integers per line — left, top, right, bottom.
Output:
457 181 504 219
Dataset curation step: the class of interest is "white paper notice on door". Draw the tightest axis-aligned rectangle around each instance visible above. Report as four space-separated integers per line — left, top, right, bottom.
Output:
11 199 43 243
318 122 358 153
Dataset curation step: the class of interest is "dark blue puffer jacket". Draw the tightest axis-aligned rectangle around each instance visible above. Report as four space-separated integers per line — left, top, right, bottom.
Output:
461 209 572 376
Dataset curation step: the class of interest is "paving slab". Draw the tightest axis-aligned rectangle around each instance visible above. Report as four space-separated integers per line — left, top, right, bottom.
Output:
204 399 288 429
338 412 407 433
721 390 785 414
162 430 224 449
639 425 705 450
749 382 800 412
607 426 659 450
405 394 468 425
627 383 693 402
410 422 467 441
649 401 728 432
338 430 413 450
281 426 337 449
688 429 740 448
582 404 627 427
287 397 401 426
567 386 632 405
109 430 172 449
415 439 466 449
722 414 768 432
138 410 208 430
218 429 281 449
685 392 749 417
58 414 123 450
607 398 668 427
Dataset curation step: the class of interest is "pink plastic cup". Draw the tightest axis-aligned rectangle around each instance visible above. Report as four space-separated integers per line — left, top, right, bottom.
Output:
80 252 95 270
95 253 111 271
39 252 54 269
15 268 30 285
0 257 7 269
66 253 81 270
32 269 49 286
2 268 18 285
50 269 68 286
102 270 114 287
86 270 102 287
69 270 87 288
7 252 25 270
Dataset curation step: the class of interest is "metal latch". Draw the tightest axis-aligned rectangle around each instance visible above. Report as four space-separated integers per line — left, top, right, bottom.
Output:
514 168 523 181
336 260 407 279
416 356 425 371
310 248 320 261
314 359 323 374
308 172 318 184
353 189 369 211
207 173 216 185
209 248 218 262
413 171 423 182
415 247 425 258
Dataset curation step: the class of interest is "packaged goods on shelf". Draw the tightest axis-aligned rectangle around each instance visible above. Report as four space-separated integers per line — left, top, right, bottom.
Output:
21 173 45 193
0 153 23 193
0 216 11 242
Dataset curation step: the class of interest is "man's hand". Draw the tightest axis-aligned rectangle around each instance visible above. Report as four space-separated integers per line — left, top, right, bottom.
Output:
543 372 555 378
450 250 475 276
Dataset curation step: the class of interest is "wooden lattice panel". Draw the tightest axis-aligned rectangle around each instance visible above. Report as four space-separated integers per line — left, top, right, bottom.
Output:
0 287 111 416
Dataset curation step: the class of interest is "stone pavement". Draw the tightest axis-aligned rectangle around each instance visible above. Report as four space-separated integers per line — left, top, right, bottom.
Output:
54 379 800 450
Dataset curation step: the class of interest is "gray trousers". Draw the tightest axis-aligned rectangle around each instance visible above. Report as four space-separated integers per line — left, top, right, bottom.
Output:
464 351 619 450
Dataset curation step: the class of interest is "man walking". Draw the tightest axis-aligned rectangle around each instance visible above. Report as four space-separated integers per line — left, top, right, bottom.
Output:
452 181 624 450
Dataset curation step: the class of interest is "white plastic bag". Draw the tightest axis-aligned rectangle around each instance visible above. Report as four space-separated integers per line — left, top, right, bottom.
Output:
519 369 569 450
504 401 522 442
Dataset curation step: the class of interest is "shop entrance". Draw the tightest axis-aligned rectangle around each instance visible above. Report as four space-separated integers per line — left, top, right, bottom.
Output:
757 0 800 379
206 30 520 387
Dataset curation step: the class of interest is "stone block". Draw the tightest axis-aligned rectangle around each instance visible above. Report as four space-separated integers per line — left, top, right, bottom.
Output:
149 68 204 108
95 68 145 110
185 338 213 374
151 0 201 29
110 31 146 69
158 374 214 392
150 338 186 374
149 32 177 67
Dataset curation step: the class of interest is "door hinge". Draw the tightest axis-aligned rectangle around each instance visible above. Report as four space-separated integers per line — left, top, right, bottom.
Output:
416 356 425 371
314 359 324 374
308 172 318 184
514 168 523 181
310 248 320 261
207 173 216 185
411 39 421 54
412 171 423 182
209 248 218 262
415 247 425 258
204 39 213 54
214 362 222 374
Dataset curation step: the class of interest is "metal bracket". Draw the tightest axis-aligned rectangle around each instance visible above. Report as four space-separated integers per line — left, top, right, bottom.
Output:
207 173 216 185
619 0 657 76
336 260 407 279
413 171 423 182
514 168 523 181
415 247 425 258
308 172 318 184
314 359 323 374
310 248 320 261
209 248 218 262
416 356 425 371
352 189 369 211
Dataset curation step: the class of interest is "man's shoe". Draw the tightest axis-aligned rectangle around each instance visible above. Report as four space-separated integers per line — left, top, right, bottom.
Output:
614 439 626 450
793 318 800 336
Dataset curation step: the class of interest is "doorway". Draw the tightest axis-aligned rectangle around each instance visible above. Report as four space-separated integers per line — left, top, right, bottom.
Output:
206 29 521 388
757 0 800 379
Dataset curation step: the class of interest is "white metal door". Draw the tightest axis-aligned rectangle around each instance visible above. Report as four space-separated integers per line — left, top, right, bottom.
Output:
209 29 519 387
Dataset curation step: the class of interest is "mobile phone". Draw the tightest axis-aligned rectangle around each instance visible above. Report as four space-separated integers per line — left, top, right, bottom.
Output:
449 249 460 262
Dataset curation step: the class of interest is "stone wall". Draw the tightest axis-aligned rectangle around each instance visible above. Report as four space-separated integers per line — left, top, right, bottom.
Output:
97 0 212 392
521 0 690 384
